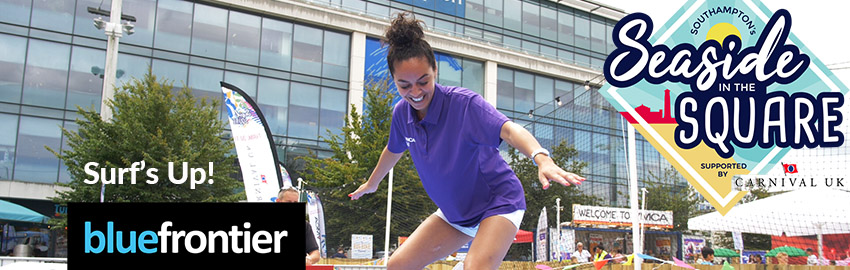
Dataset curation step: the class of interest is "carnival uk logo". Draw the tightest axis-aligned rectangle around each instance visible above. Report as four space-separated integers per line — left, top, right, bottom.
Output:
599 0 848 215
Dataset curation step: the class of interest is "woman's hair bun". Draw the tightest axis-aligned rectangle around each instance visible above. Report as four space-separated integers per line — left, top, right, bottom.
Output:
384 12 425 48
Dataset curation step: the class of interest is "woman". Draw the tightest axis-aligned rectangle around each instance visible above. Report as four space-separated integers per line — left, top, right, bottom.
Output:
348 12 585 270
776 252 789 265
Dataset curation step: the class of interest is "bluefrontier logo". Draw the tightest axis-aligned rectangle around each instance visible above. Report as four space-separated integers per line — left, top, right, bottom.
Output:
69 203 304 269
83 221 288 254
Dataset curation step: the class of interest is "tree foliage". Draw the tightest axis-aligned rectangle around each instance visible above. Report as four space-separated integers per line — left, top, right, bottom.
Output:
505 140 601 259
50 69 242 205
642 167 700 231
300 78 434 253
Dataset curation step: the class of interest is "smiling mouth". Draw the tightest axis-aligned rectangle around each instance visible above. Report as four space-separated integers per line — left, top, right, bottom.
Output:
410 95 425 102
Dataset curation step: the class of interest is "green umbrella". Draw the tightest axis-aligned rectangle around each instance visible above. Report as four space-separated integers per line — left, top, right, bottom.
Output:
765 246 806 257
714 248 741 257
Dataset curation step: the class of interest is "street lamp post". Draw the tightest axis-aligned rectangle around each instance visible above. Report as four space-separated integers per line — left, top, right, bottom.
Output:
90 0 134 203
91 0 134 122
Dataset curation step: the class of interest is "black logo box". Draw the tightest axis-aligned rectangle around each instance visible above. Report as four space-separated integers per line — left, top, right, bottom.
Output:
68 202 306 269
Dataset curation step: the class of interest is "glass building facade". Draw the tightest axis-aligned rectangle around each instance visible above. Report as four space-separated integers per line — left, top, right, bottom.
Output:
0 0 685 207
0 0 351 183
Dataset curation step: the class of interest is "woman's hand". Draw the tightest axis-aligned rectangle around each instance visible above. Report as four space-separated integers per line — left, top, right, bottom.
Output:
536 156 585 190
348 181 379 200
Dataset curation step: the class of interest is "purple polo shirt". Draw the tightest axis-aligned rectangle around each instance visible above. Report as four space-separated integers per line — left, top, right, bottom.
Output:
387 83 526 227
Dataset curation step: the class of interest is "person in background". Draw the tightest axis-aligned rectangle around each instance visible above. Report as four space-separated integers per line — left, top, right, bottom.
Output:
807 248 819 265
593 245 612 262
572 242 592 263
776 252 789 265
700 247 715 265
331 247 347 259
695 253 705 264
611 249 625 264
277 188 321 266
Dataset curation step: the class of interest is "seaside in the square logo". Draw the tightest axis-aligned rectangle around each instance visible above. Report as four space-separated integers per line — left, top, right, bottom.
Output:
599 0 848 214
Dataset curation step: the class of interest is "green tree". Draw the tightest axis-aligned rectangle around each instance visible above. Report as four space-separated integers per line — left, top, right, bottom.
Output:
300 78 434 253
50 70 242 205
505 140 600 260
642 167 699 231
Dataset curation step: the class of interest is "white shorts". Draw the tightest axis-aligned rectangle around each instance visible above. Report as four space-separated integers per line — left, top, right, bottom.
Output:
434 208 525 238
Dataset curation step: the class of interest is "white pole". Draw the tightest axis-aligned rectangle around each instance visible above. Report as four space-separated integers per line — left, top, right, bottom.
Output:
629 125 642 270
100 0 123 122
99 0 123 203
384 168 394 264
556 197 561 261
817 223 823 265
641 188 647 255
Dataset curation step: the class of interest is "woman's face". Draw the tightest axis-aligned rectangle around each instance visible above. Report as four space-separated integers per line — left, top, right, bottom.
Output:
393 56 436 115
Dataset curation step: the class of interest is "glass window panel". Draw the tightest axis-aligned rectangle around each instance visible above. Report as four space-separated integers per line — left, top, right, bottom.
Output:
366 2 389 18
503 0 521 32
260 19 293 71
320 88 346 137
434 19 454 34
191 4 227 59
575 53 591 67
521 40 539 54
226 11 261 65
122 0 156 47
341 0 366 12
540 45 556 59
58 120 78 183
535 76 553 115
541 6 557 41
0 33 27 104
575 11 590 49
224 71 257 99
558 49 573 64
292 25 323 76
558 8 574 45
257 77 289 136
154 0 193 53
534 123 553 150
591 57 604 69
503 36 521 50
14 116 62 183
521 2 539 37
22 40 70 109
31 0 74 33
555 80 573 106
461 59 483 95
288 82 320 139
187 65 223 103
0 113 18 180
67 46 105 111
151 59 188 90
466 0 484 22
322 31 350 81
513 71 533 114
436 53 462 87
591 19 606 53
0 0 31 25
483 30 501 44
116 53 150 87
464 26 483 39
607 22 616 54
496 67 513 110
484 0 502 27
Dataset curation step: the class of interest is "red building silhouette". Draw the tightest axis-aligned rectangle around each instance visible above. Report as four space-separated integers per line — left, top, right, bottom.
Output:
620 89 677 124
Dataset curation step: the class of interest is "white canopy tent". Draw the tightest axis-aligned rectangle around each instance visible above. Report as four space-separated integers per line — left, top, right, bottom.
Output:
688 188 850 261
